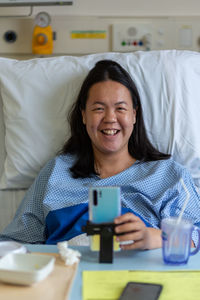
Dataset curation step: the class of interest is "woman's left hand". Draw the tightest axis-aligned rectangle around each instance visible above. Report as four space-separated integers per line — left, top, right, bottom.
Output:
114 213 162 250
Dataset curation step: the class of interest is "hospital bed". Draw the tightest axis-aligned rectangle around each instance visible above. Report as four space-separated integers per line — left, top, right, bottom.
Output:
0 50 200 235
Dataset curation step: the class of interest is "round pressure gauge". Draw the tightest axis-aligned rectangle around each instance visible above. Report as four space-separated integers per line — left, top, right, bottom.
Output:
34 12 51 28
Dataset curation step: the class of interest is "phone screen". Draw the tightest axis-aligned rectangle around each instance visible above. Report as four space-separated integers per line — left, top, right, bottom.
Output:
119 282 163 300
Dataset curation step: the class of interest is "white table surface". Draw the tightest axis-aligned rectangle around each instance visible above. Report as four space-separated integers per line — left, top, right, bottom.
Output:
26 244 200 300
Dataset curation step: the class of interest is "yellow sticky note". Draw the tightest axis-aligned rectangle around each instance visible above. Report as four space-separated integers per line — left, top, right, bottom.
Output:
82 270 200 300
90 235 120 251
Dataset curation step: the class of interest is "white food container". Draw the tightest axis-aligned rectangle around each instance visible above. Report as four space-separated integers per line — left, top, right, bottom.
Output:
0 252 55 285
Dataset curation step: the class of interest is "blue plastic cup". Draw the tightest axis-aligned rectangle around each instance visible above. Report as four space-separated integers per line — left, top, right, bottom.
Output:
161 217 200 265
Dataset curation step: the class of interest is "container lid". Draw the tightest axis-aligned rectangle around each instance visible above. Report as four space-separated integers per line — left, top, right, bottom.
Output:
0 241 27 257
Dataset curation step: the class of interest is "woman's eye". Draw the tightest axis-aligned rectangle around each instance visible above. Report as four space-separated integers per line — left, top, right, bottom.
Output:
117 107 126 111
93 107 104 111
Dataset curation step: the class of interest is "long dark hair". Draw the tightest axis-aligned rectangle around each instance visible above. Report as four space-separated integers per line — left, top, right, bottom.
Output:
60 60 170 178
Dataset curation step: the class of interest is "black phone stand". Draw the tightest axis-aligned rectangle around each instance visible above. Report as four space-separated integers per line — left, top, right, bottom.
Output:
82 221 116 263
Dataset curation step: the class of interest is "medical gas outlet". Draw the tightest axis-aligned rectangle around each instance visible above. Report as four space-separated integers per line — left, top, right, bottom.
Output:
32 12 53 55
112 23 152 52
120 34 151 50
4 31 17 43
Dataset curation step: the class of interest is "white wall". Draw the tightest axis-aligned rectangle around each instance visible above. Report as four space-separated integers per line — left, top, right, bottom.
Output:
1 0 200 17
1 0 200 57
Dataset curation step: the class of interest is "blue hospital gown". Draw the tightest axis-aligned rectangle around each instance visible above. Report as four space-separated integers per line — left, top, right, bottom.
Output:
0 154 200 245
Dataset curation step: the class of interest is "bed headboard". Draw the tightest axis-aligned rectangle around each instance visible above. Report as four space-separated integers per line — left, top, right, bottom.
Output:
0 50 200 191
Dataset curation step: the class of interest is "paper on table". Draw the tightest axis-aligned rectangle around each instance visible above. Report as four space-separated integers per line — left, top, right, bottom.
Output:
83 270 200 300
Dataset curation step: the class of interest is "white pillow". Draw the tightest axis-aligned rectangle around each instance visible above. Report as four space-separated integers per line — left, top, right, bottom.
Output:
0 51 200 189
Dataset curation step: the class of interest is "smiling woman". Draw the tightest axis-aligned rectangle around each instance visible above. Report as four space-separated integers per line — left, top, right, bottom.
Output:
0 60 200 250
63 60 171 179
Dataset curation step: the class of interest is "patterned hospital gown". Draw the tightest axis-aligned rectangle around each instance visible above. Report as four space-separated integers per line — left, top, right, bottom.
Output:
0 154 200 245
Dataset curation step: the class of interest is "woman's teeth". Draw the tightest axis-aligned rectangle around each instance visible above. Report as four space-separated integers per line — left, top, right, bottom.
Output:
101 129 118 135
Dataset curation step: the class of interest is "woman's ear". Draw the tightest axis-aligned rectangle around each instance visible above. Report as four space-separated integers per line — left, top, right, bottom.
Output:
81 110 86 125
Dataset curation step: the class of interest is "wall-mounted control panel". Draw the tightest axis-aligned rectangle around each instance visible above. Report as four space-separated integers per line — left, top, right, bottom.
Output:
0 16 200 57
112 23 153 51
112 21 176 51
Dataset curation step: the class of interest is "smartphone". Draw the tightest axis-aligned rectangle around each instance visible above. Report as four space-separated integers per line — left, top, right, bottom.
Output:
119 282 163 300
89 186 121 251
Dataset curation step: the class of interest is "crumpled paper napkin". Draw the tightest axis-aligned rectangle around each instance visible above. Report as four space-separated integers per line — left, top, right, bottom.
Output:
57 241 81 265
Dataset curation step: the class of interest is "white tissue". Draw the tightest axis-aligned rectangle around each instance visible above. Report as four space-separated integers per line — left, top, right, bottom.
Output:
57 241 81 265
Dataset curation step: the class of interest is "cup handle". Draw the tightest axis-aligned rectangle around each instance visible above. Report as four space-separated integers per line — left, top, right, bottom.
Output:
190 226 200 256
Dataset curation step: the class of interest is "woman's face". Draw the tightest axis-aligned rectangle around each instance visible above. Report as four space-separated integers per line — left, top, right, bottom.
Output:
82 80 136 157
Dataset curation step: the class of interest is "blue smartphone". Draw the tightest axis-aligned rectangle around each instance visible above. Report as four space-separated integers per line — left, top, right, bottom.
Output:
89 186 121 251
